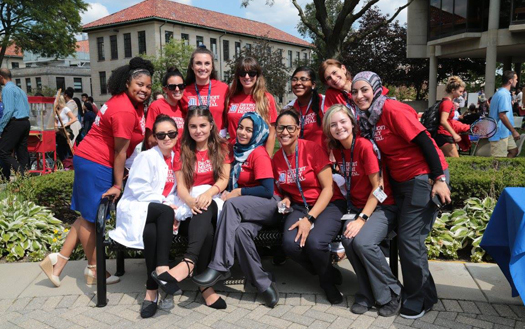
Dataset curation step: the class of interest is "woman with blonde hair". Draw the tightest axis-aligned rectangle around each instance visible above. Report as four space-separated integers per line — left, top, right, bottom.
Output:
55 95 80 161
226 57 277 155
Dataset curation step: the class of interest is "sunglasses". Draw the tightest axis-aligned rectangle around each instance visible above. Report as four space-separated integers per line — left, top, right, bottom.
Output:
188 105 210 111
166 84 186 91
155 131 178 140
276 125 298 133
239 71 258 78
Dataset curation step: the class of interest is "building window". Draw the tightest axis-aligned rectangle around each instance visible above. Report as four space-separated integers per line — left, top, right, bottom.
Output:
97 37 105 61
15 79 21 88
211 38 218 57
99 72 107 94
278 48 283 58
74 78 83 92
196 35 204 47
26 78 32 93
235 42 241 57
56 77 65 91
181 33 189 45
303 52 308 62
245 43 251 52
165 31 173 44
11 62 19 69
513 0 525 23
296 51 300 62
36 77 42 90
124 33 132 58
223 40 230 60
428 0 490 40
288 50 293 68
138 31 146 54
110 35 118 60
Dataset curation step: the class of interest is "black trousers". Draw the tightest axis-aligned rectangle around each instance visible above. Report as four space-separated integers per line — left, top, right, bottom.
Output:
179 200 218 275
56 132 71 161
143 203 175 290
0 119 30 180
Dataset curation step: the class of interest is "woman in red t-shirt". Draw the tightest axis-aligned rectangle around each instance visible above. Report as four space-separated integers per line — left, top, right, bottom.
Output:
319 59 353 112
435 76 466 157
351 71 451 320
40 57 154 288
226 57 277 155
323 104 401 317
145 67 185 149
180 48 229 135
193 112 280 308
151 107 231 310
272 110 345 305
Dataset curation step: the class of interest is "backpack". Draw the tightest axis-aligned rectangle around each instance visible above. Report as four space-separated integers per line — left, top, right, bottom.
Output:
420 101 442 135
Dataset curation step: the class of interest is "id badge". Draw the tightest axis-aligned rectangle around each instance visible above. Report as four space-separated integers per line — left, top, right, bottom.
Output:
373 187 387 203
341 213 356 221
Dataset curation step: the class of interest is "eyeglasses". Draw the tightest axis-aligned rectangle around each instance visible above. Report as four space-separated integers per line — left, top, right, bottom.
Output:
155 131 178 140
276 125 298 133
188 105 210 111
291 77 311 83
239 71 258 78
166 83 186 91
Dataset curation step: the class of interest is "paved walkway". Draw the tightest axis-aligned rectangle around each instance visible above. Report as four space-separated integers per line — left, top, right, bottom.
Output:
0 259 523 329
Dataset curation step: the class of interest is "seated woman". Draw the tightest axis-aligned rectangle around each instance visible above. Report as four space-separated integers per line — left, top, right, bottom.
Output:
192 112 279 308
109 115 180 318
151 106 231 310
323 104 401 317
272 110 345 304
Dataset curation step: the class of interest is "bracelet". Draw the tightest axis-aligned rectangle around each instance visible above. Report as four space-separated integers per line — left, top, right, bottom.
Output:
112 184 121 190
213 184 221 193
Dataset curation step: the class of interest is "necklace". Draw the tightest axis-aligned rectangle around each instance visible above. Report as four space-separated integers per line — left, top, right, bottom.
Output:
196 149 208 162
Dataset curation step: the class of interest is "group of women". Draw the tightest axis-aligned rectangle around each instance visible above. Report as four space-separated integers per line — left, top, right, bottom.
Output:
39 51 451 320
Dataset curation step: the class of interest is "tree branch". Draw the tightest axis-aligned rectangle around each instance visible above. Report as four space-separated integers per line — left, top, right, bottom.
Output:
352 0 380 21
292 0 325 40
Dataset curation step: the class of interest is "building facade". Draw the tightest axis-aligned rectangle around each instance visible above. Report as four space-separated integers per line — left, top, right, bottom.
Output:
0 44 24 70
83 0 313 105
407 0 525 105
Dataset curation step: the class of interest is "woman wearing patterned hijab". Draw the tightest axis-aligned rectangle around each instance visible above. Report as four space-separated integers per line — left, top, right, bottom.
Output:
351 71 451 319
193 112 280 308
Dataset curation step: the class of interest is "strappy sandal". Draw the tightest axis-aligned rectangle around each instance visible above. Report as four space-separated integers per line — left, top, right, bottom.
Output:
199 287 227 309
85 264 120 285
39 253 69 287
151 258 194 295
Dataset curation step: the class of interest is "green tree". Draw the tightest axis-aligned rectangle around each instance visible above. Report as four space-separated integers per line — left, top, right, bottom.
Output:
0 0 88 65
141 39 194 92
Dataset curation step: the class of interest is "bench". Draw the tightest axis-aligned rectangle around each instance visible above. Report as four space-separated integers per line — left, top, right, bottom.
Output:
95 197 399 307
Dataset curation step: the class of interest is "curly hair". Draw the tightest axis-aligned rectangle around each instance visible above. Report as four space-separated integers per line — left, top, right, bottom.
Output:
445 76 466 94
107 57 154 96
185 48 217 86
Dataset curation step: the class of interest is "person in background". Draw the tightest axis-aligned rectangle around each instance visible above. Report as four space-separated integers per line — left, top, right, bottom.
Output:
435 76 466 157
460 104 481 125
80 102 96 139
81 93 89 105
88 96 99 114
73 97 83 125
63 87 78 117
152 92 165 101
54 95 79 161
0 92 3 121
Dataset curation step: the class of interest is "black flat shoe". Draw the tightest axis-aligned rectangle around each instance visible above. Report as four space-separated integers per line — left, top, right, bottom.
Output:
151 271 182 296
322 283 343 305
140 299 158 318
192 268 231 287
200 287 227 309
350 302 371 315
378 291 401 317
261 282 279 308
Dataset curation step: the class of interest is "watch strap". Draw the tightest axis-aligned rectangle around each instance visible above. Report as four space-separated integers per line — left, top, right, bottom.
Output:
358 213 369 221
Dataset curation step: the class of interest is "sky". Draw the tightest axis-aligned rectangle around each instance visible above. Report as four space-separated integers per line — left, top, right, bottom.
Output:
80 0 409 40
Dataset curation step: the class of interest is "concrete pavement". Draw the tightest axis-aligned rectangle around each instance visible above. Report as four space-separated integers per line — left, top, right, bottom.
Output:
0 258 523 328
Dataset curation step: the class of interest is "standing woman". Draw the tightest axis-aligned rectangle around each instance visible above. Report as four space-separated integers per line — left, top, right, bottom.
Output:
319 59 353 111
151 106 231 309
54 95 79 161
323 104 401 317
226 57 277 155
109 115 180 318
145 67 185 149
435 76 467 157
272 110 345 304
351 71 450 319
193 112 280 308
39 57 153 287
180 48 229 136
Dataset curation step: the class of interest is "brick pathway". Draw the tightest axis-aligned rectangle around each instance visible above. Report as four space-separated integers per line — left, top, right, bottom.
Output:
1 291 524 329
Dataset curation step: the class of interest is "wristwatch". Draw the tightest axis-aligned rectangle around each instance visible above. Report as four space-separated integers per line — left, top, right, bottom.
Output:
429 175 446 185
306 214 316 223
358 213 369 221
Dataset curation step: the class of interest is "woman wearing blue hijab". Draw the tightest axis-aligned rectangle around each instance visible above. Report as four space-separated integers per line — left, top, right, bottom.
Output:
193 112 280 308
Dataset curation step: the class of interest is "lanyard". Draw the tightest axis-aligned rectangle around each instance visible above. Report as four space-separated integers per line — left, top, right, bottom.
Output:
282 144 309 211
342 91 359 121
299 98 313 139
195 82 212 107
340 137 356 213
370 126 383 179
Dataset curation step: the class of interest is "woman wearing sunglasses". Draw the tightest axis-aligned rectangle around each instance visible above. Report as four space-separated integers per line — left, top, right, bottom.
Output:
109 115 180 318
226 57 277 155
193 112 280 308
272 110 345 304
151 106 231 309
145 67 185 149
181 48 229 137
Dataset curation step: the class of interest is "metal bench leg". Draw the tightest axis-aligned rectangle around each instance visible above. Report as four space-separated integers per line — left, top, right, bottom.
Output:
95 198 109 307
389 235 399 279
116 250 125 276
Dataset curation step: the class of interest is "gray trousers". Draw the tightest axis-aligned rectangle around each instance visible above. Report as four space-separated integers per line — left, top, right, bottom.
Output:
390 171 449 313
208 195 280 292
342 205 401 306
282 200 345 286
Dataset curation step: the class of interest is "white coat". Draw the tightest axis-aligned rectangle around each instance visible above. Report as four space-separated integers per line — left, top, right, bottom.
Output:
109 146 182 249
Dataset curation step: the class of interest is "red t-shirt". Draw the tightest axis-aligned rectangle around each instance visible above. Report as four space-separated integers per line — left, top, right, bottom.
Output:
272 139 343 205
180 80 229 130
437 98 455 136
372 99 448 182
76 93 145 167
292 97 327 152
191 146 233 187
236 146 273 188
332 137 394 208
162 155 175 197
227 92 278 144
146 99 185 132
